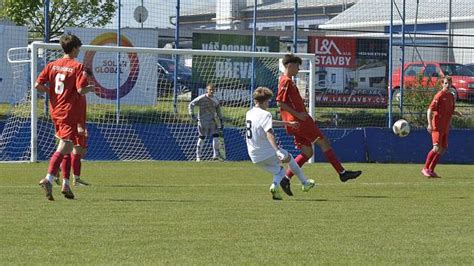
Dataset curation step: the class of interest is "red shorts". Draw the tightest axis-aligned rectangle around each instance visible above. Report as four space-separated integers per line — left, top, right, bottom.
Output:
432 130 449 149
291 119 325 149
54 121 77 142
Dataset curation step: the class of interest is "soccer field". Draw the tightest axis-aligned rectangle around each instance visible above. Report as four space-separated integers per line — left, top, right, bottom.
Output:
0 161 472 264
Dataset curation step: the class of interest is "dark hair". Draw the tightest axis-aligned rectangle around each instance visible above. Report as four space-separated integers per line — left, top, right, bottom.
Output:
60 34 82 54
282 54 302 66
253 87 273 104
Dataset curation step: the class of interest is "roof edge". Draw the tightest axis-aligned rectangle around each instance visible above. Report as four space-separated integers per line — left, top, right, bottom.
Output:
320 16 474 29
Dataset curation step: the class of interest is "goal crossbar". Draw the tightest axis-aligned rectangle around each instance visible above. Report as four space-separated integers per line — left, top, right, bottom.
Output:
6 42 316 162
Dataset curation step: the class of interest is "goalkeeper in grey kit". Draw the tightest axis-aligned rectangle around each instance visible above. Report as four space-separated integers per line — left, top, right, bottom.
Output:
189 84 224 161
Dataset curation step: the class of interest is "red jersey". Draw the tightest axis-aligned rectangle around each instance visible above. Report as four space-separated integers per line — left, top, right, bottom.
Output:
277 74 308 133
428 89 455 132
36 58 88 123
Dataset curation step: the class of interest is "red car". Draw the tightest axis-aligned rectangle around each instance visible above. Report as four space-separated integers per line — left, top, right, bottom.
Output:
391 61 474 101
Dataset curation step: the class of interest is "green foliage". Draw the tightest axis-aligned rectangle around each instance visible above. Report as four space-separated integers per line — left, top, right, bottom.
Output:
403 74 439 127
0 162 472 264
1 0 116 40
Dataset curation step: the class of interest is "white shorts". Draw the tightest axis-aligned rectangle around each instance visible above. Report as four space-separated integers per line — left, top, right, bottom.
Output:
255 155 285 177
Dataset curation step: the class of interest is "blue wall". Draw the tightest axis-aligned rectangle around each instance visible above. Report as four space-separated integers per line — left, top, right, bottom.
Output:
0 121 473 163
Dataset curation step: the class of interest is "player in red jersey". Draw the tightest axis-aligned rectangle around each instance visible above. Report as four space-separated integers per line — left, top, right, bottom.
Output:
56 68 92 187
422 76 462 178
35 34 94 200
276 54 362 196
71 68 92 186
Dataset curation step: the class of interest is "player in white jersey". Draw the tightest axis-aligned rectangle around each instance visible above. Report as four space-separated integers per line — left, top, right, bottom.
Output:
245 87 315 200
189 84 224 161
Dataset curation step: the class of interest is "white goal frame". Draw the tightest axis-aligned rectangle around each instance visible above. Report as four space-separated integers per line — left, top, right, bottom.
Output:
8 41 316 162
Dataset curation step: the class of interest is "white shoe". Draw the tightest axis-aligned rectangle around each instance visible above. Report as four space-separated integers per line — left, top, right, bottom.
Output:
73 178 90 186
196 158 201 162
302 179 316 192
269 184 283 200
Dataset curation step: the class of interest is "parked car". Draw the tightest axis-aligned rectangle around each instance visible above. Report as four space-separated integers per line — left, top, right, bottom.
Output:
391 61 474 101
157 58 192 96
463 63 474 74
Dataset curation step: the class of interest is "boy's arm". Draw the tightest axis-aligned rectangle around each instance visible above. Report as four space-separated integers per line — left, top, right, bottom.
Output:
35 67 49 93
216 104 224 128
77 85 94 95
426 108 433 132
273 120 299 128
277 101 309 121
188 97 199 121
266 129 289 161
265 129 280 152
35 82 49 93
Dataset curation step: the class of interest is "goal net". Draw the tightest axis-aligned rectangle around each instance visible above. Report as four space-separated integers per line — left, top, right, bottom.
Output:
2 43 315 162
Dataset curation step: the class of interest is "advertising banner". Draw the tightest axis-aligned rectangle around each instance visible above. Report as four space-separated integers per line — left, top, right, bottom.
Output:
0 25 28 104
192 33 279 103
66 28 158 105
308 36 389 108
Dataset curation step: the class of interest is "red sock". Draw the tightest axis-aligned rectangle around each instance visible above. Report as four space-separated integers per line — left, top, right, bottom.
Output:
324 149 345 174
61 154 71 179
48 152 64 176
424 150 437 169
71 153 82 177
285 153 309 179
429 152 441 171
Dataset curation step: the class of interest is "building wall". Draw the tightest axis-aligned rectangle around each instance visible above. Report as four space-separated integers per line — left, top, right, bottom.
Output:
452 21 474 64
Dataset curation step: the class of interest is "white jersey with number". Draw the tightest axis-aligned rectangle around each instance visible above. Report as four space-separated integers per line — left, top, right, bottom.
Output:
245 107 275 163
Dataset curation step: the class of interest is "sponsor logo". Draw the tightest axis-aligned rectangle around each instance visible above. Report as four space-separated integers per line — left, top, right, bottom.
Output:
83 32 139 100
309 37 356 68
315 93 387 108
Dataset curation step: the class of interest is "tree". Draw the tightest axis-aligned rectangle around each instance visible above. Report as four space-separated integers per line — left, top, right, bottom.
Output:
1 0 116 40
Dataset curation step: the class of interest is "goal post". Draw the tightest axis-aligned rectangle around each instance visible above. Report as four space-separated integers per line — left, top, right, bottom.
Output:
4 42 316 162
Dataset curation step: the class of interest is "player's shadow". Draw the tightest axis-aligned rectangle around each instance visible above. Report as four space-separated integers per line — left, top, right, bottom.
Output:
102 184 180 188
348 195 390 199
108 199 206 203
294 198 330 202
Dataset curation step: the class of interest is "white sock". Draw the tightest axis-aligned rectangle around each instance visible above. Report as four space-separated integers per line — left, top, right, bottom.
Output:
288 155 308 184
45 174 54 184
272 167 285 187
73 175 80 180
196 138 204 159
62 178 70 186
212 137 220 158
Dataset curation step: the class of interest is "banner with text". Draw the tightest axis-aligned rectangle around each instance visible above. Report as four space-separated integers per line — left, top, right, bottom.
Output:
192 33 279 103
308 36 389 108
0 25 28 104
66 28 158 105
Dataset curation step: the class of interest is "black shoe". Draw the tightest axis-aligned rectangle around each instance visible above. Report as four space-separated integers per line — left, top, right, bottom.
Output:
339 170 362 182
279 177 294 196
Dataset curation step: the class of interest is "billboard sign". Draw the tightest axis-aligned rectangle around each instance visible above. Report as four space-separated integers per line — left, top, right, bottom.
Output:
66 28 158 105
192 33 279 102
0 25 28 104
308 36 389 108
309 36 356 68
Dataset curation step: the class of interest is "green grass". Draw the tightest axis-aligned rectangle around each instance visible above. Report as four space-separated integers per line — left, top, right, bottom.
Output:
0 161 472 264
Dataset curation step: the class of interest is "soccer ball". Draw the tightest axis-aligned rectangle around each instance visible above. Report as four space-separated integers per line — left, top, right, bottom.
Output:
392 119 411 137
